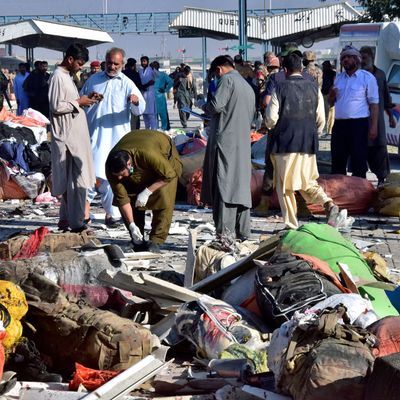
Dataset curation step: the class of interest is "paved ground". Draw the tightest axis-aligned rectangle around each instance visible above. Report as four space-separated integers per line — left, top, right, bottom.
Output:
0 99 399 277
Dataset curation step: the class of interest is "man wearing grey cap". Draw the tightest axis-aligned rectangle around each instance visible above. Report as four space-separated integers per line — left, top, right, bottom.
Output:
328 45 379 178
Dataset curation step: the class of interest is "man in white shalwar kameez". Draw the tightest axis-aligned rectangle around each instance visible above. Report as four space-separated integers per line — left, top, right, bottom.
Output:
81 47 145 226
264 53 338 230
48 43 96 232
139 56 158 129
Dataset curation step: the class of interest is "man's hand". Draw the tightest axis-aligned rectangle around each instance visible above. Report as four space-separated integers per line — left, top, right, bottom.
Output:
327 86 338 106
129 222 143 243
368 125 378 141
135 188 152 208
129 94 139 106
389 114 397 129
77 95 97 107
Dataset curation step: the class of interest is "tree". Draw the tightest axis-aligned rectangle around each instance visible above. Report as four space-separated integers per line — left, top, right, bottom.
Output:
319 0 400 22
353 0 400 21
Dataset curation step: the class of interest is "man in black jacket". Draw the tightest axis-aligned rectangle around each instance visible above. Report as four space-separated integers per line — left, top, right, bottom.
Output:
123 58 142 129
264 53 338 229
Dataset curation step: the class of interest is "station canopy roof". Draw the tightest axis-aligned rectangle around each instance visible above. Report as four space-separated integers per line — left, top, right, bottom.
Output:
0 19 113 51
170 2 362 47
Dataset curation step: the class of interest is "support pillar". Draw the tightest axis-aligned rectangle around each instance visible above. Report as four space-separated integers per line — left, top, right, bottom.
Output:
201 36 207 96
238 0 247 59
25 48 34 68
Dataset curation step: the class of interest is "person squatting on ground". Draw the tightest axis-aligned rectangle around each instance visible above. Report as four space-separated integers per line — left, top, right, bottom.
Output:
48 43 97 232
328 45 379 178
81 47 145 227
360 45 396 186
106 130 182 253
264 53 339 230
201 55 255 240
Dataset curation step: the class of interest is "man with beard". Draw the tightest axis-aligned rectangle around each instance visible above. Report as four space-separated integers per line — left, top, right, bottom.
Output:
48 43 97 232
123 58 143 130
24 60 50 117
139 56 158 129
360 46 396 186
81 47 145 227
328 45 379 178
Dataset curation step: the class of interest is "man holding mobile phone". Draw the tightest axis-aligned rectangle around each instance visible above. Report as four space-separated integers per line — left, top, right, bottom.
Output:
81 47 146 227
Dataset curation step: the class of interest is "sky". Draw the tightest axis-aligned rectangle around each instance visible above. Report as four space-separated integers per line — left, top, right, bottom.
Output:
0 0 358 63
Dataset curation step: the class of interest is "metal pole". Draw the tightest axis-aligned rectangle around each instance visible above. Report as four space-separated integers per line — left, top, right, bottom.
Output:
238 0 248 59
202 36 208 96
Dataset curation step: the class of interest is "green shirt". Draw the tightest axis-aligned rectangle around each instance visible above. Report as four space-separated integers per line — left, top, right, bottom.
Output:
107 130 182 209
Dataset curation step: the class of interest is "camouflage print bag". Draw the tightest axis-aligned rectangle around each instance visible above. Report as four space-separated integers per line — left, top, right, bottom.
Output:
277 306 376 400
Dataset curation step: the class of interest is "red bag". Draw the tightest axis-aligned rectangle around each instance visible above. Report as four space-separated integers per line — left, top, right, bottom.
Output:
252 173 376 215
368 316 400 357
69 363 119 391
307 175 376 215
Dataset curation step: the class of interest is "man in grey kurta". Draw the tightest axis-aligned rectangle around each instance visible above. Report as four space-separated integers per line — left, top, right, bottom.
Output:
48 43 96 232
201 55 255 239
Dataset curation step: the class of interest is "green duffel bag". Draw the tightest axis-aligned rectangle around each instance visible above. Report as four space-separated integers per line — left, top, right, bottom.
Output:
280 223 398 318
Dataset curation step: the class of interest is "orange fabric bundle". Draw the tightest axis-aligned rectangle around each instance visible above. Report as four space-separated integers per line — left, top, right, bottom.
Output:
69 363 120 391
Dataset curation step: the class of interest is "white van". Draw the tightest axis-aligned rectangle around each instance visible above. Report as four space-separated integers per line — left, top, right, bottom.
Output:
339 22 400 152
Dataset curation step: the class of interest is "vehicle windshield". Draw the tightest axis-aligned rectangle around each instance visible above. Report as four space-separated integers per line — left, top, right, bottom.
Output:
388 64 400 92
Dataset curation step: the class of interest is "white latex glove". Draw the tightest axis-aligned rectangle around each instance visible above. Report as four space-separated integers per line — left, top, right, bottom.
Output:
129 222 143 242
135 187 152 208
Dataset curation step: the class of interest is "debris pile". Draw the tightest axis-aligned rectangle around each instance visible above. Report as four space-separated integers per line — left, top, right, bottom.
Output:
0 215 398 400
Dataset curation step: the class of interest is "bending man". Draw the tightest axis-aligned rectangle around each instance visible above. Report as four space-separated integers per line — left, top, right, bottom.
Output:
106 130 182 253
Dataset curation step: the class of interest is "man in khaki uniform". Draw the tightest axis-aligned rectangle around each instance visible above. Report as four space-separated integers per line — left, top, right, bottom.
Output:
106 130 182 253
303 51 323 89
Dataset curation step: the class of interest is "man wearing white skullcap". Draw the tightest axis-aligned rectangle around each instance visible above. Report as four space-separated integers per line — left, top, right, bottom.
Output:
328 45 379 178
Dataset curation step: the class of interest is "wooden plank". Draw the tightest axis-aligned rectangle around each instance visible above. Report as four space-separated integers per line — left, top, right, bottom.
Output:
139 273 201 302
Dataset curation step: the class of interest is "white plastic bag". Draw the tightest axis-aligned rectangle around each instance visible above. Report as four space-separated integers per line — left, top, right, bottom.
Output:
307 293 378 327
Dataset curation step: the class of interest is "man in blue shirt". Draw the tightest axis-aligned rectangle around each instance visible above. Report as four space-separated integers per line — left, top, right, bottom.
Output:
328 45 379 178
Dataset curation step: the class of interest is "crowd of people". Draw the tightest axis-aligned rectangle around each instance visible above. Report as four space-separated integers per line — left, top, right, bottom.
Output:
1 39 394 252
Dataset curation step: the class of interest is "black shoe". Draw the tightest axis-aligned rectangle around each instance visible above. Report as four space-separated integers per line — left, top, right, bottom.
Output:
148 242 161 253
6 340 63 383
377 178 386 188
105 217 123 228
70 224 90 233
133 241 149 252
236 234 249 242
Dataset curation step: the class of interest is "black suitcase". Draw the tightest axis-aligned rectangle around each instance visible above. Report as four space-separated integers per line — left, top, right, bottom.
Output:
255 252 342 327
